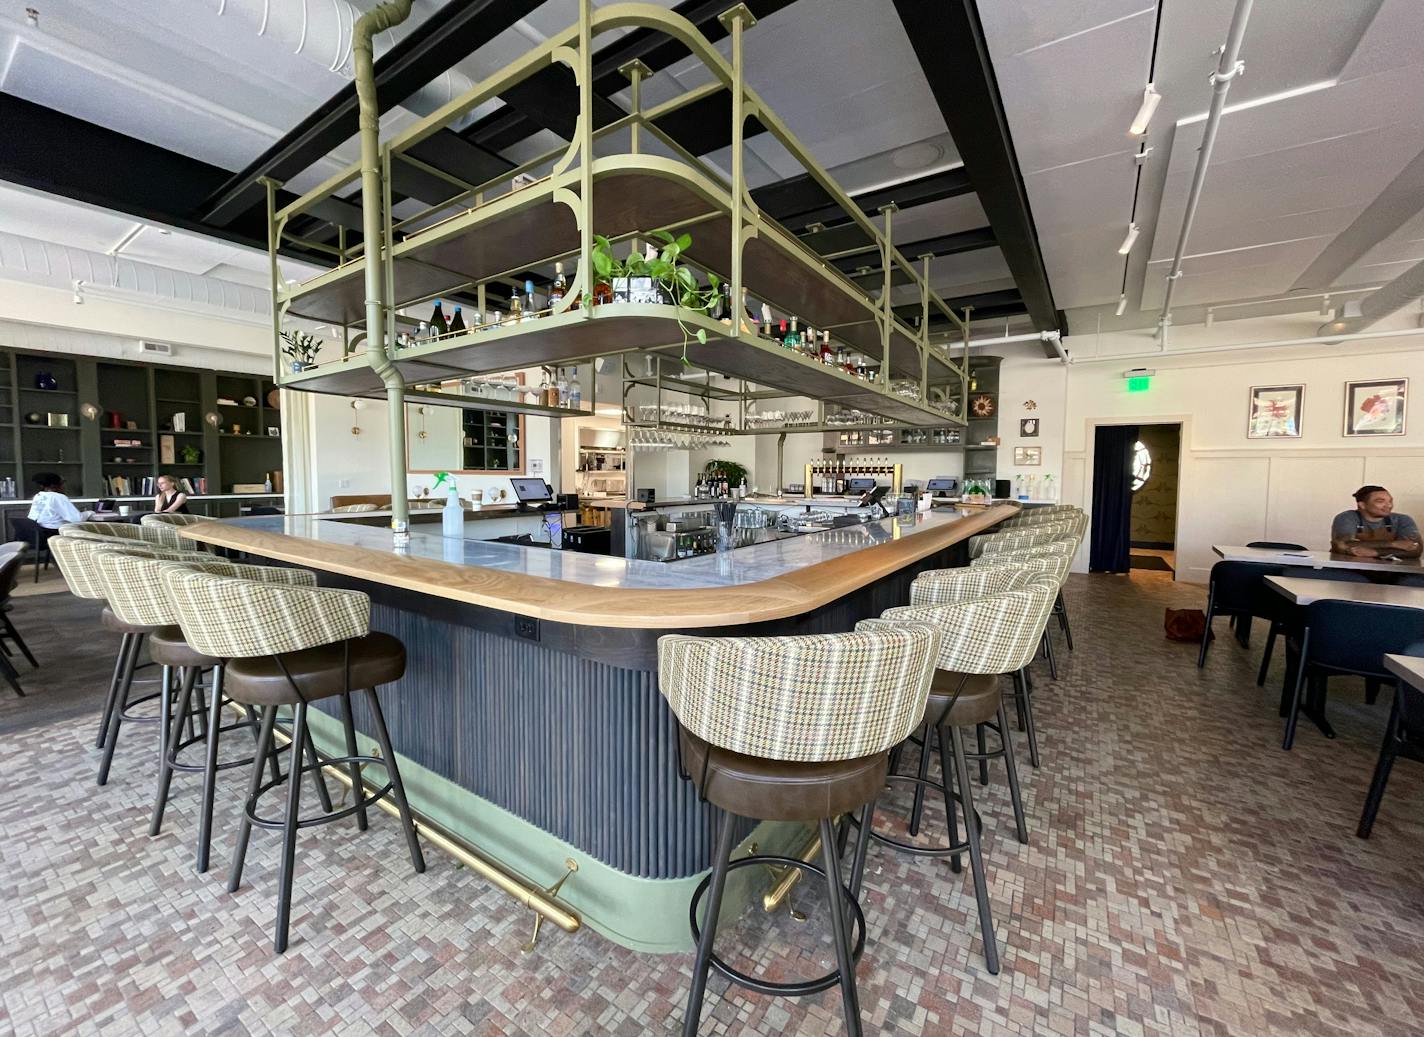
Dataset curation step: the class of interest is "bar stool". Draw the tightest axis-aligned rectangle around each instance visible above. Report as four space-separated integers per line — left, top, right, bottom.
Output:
970 520 1075 558
162 568 425 953
94 549 327 872
975 538 1080 672
906 564 1059 769
851 578 1058 975
50 533 194 784
0 545 34 695
659 625 940 1036
140 512 216 550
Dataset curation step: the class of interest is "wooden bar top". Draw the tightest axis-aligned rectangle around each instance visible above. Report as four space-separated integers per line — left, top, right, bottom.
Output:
181 504 1016 629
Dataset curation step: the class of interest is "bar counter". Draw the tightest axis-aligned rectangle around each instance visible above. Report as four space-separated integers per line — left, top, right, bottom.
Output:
181 503 1016 951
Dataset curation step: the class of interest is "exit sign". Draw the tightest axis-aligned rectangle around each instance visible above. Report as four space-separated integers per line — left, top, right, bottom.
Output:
1126 375 1151 393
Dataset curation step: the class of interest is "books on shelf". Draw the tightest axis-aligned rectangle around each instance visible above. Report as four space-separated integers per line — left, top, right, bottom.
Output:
101 475 208 496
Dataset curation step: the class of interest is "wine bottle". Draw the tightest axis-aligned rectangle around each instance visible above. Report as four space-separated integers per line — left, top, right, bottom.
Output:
430 300 449 338
449 305 466 335
508 292 524 323
549 262 567 307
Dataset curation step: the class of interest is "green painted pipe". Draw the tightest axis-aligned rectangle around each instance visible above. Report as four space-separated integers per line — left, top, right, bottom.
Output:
353 0 413 542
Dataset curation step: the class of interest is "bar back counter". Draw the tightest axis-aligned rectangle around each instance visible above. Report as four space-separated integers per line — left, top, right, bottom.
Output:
183 503 1016 951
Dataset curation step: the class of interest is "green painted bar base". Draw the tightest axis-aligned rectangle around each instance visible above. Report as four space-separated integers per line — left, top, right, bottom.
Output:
305 709 807 954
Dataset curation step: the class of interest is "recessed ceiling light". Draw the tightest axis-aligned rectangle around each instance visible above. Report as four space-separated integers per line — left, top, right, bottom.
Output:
1118 223 1140 255
1129 84 1161 136
891 142 945 170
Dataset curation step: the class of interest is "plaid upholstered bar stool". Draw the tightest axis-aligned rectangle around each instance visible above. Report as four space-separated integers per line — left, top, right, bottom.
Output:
659 626 940 1037
140 512 216 550
853 578 1058 974
162 568 425 953
50 533 194 785
974 539 1079 678
94 550 329 872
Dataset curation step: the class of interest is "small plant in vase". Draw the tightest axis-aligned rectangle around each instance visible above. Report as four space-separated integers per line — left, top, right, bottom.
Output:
280 330 322 372
588 231 722 365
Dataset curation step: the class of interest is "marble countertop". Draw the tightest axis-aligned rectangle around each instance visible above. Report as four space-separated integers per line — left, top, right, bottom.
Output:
202 506 987 591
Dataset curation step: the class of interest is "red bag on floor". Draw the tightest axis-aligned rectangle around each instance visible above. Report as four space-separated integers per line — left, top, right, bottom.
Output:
1164 608 1206 642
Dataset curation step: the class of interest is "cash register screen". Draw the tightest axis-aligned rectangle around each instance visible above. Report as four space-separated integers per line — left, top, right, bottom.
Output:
510 478 552 503
846 477 876 494
925 478 958 494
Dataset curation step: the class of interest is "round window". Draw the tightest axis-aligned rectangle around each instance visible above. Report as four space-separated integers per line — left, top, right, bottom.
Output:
1132 440 1151 492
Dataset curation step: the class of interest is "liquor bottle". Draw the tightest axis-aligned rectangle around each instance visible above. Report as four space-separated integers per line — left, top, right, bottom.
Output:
556 368 569 407
508 292 524 324
539 371 551 407
548 262 567 308
821 331 834 365
760 304 773 337
416 321 430 342
569 370 582 409
784 317 801 351
544 372 559 408
523 280 537 321
717 281 732 323
488 310 501 329
803 324 816 357
449 305 466 336
776 319 789 345
430 300 449 338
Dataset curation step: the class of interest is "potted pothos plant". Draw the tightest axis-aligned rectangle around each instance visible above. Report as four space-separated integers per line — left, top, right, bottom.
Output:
588 230 723 364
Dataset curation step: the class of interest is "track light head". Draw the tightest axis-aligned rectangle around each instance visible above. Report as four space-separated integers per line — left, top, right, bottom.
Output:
1115 294 1127 317
1118 223 1140 255
1129 84 1161 136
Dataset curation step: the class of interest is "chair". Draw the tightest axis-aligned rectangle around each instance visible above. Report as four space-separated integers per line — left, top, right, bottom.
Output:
658 625 940 1036
1197 560 1289 668
1282 600 1424 750
1255 567 1370 687
141 513 215 549
329 503 379 513
973 541 1078 679
9 515 57 583
852 578 1057 975
94 549 322 873
0 546 33 695
163 568 425 953
1357 666 1424 838
970 522 1074 558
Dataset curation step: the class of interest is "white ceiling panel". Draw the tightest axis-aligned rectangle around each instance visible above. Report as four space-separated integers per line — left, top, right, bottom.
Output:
887 194 989 245
1039 225 1138 308
1340 0 1424 79
977 0 1155 54
1023 153 1137 238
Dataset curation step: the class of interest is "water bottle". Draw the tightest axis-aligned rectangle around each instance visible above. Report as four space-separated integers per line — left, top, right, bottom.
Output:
442 486 464 539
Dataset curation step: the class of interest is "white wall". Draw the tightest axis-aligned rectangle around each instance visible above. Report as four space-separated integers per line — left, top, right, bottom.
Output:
996 314 1424 583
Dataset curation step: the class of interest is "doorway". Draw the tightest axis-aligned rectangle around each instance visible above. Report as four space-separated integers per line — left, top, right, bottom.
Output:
1128 424 1181 575
1088 421 1182 576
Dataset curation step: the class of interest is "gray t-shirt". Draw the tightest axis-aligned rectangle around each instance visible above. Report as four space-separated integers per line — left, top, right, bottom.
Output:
1330 510 1420 544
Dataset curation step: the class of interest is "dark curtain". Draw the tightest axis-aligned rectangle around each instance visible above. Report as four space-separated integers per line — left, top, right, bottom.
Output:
1089 424 1138 573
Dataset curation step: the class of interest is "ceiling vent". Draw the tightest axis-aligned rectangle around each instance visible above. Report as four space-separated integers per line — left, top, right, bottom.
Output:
138 340 174 357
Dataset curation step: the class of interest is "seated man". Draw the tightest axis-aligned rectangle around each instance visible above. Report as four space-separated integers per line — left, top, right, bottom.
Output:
1330 485 1422 558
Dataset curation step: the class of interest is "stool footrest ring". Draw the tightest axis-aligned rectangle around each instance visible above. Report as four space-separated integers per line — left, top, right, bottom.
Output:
862 773 981 858
689 854 866 998
245 754 393 831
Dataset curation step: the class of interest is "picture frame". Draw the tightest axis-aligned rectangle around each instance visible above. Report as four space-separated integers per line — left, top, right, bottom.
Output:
1343 378 1407 437
1246 384 1304 439
1019 418 1039 438
1013 446 1042 466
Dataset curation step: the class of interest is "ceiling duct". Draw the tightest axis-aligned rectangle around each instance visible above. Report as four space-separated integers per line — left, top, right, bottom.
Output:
213 0 475 115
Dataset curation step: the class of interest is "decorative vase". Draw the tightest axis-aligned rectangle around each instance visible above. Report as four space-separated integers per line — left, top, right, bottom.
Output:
35 371 57 390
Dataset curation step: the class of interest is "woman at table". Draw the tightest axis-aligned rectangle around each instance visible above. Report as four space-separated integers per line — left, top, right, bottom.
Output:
27 472 95 528
153 474 190 515
1330 485 1422 558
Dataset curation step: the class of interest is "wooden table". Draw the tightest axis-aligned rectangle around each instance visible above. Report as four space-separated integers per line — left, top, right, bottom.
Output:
1214 544 1422 574
1265 576 1424 608
1384 653 1424 690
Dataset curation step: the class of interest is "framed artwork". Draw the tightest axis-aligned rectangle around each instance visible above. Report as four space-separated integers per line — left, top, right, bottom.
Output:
1013 446 1042 466
969 394 996 417
1343 378 1407 437
1246 384 1304 439
1019 418 1039 437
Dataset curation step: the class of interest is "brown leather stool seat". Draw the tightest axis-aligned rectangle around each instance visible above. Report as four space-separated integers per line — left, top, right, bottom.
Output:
679 729 886 823
101 605 167 637
148 626 220 669
223 632 405 706
926 670 1001 728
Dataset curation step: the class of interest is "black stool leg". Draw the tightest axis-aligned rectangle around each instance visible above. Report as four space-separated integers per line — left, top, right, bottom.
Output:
1014 669 1041 769
998 702 1029 844
366 689 425 873
684 807 736 1037
976 724 989 785
1042 630 1059 681
848 798 876 899
98 633 143 786
819 816 862 1036
2 613 37 668
299 710 334 814
228 704 278 894
907 720 932 837
945 724 1000 974
274 702 308 953
0 648 25 697
339 692 368 831
1056 591 1074 651
196 666 225 873
149 665 194 836
96 633 132 749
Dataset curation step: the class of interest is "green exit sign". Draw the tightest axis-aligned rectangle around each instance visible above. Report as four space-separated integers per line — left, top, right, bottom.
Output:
1126 375 1151 393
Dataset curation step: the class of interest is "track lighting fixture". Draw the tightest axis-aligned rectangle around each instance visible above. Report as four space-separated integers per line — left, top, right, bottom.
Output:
1115 294 1127 317
1118 223 1140 255
1129 84 1161 136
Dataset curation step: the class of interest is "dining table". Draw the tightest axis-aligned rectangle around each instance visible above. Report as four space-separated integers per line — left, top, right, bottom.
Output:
1213 544 1423 574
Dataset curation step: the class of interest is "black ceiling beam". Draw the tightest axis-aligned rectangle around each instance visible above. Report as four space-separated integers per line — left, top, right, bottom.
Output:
467 0 797 154
894 0 1059 343
894 289 1026 326
835 228 998 288
199 0 538 228
0 93 343 264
